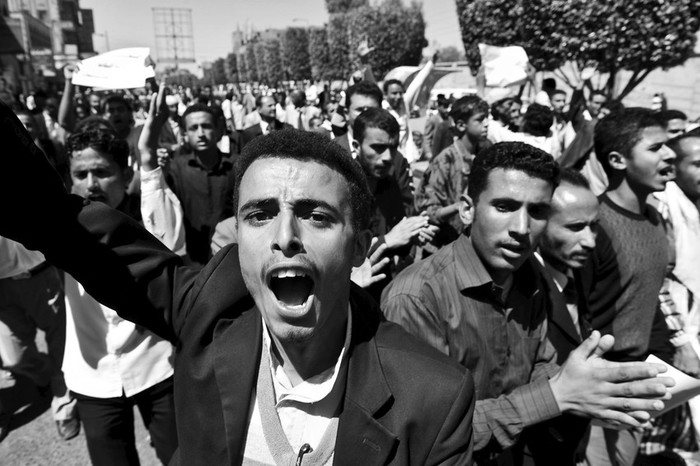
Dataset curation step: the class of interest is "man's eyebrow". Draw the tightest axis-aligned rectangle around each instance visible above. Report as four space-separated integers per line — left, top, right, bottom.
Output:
294 199 343 218
238 198 278 213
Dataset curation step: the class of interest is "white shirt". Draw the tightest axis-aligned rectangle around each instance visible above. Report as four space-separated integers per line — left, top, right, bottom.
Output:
62 167 185 398
0 236 45 279
243 307 351 464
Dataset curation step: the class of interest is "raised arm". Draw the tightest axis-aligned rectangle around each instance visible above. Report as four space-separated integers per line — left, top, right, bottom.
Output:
139 83 186 255
58 64 77 132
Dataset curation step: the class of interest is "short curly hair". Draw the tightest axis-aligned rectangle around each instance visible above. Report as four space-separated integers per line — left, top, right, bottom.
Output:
233 129 373 233
450 95 489 124
468 141 559 203
522 103 554 137
66 127 130 170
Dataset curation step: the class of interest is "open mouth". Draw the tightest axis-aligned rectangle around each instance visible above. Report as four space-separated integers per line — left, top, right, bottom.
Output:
659 166 675 178
87 193 107 203
269 270 314 307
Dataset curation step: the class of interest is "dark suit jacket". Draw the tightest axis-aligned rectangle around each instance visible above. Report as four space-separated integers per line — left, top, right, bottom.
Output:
0 101 475 464
240 119 291 149
522 263 591 465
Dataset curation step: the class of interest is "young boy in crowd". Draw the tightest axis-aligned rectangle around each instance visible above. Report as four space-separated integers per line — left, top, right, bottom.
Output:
584 108 678 465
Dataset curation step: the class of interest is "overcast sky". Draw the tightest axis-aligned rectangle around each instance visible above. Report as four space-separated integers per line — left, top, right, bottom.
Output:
80 0 463 62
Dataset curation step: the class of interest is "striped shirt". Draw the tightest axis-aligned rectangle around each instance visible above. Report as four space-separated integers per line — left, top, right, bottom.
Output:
381 234 561 462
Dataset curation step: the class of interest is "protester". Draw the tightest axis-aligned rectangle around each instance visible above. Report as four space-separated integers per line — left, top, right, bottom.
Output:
241 95 291 148
382 141 673 465
583 108 678 465
416 95 490 247
525 168 599 464
0 108 476 463
165 103 235 265
352 108 437 298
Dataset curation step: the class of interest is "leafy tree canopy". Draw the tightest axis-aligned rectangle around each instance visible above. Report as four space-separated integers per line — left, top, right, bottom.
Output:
456 0 700 98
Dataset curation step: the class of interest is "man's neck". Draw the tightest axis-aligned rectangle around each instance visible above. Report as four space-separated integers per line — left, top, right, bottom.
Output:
605 178 651 215
269 310 348 387
195 148 220 170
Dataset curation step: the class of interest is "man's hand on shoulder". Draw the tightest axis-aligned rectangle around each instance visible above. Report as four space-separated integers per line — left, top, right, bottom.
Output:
548 330 674 428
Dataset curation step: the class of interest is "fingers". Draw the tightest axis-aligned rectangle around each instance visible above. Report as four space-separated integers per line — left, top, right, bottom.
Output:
368 242 387 264
598 395 665 416
371 257 390 274
597 361 670 383
572 330 601 360
595 409 649 429
366 273 387 286
592 333 615 357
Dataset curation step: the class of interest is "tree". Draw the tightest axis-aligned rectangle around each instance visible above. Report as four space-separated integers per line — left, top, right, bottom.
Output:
210 58 227 85
437 45 466 63
308 26 331 81
225 52 239 83
237 52 247 84
264 38 285 86
346 0 427 78
325 0 427 80
244 44 258 82
325 0 368 14
282 27 312 81
253 42 267 83
326 14 353 79
456 0 700 99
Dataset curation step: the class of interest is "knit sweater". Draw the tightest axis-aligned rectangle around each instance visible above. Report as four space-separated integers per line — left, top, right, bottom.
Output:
584 194 670 361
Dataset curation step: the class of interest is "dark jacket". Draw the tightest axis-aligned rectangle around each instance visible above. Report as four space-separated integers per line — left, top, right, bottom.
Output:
0 101 475 464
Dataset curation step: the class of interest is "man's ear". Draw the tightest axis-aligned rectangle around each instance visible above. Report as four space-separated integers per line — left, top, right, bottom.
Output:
351 138 360 154
458 194 474 227
352 229 372 268
454 118 467 133
608 151 627 171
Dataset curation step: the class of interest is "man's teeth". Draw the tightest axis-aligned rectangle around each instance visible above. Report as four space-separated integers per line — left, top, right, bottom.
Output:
272 269 307 278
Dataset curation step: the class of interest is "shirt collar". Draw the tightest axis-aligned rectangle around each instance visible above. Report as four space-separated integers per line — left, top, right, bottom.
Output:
261 305 352 406
455 234 539 300
535 251 569 293
453 235 495 291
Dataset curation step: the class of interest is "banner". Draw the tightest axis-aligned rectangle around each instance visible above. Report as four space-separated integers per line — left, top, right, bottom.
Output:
478 44 530 88
72 48 156 90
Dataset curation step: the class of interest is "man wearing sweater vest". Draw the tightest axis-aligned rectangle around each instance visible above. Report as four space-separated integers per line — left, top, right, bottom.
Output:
583 108 677 465
0 102 476 465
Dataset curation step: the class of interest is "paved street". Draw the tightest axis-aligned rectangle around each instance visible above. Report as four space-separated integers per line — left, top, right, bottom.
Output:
0 335 159 466
0 378 159 466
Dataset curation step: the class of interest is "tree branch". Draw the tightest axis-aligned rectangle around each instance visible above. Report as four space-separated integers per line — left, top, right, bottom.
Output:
617 68 653 101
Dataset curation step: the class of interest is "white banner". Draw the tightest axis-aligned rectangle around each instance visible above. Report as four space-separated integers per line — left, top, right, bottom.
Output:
478 43 530 88
72 48 155 90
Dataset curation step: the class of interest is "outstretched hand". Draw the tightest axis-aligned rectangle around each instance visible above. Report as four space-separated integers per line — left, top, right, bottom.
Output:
351 238 390 288
549 331 674 428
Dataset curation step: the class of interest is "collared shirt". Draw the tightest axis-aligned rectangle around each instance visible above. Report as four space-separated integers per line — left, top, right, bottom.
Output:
166 150 235 263
382 234 560 459
0 236 45 279
243 307 351 464
63 173 180 398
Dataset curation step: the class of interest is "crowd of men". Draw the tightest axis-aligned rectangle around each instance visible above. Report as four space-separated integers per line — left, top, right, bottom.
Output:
0 48 699 466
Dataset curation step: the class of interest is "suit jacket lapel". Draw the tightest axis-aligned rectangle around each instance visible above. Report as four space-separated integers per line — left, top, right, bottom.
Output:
547 274 583 346
213 305 262 464
335 288 397 465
